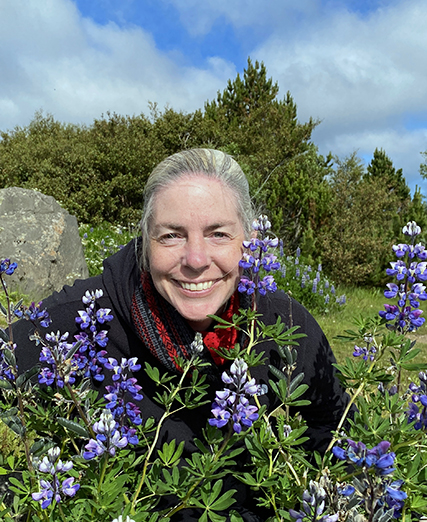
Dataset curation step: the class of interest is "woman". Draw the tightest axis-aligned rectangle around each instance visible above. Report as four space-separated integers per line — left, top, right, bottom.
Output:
13 148 349 520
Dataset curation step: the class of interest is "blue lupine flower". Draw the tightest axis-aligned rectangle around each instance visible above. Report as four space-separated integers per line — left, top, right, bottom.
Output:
32 447 80 509
83 410 128 459
103 357 143 444
258 275 277 295
289 480 339 522
332 440 396 475
238 216 280 297
353 345 376 362
0 259 18 275
209 359 264 434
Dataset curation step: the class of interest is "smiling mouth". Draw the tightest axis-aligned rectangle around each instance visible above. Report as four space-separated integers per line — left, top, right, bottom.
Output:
180 281 214 291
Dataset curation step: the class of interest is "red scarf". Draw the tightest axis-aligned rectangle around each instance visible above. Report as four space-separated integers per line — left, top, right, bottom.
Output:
202 291 240 366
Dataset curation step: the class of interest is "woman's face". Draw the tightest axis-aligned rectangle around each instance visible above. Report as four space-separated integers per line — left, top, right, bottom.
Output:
148 175 245 331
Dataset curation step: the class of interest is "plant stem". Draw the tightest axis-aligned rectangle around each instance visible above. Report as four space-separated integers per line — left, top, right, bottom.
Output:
130 361 193 511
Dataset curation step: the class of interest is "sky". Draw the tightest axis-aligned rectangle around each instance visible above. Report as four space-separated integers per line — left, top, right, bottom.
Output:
1 0 427 194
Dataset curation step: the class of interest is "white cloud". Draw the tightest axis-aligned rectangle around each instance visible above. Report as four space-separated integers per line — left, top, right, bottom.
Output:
162 0 318 36
0 0 235 131
247 0 427 189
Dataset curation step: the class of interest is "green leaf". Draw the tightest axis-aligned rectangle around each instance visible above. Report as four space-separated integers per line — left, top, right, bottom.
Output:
2 347 16 368
0 412 24 436
57 417 90 438
289 372 305 393
30 438 56 456
0 378 13 390
289 383 309 400
16 365 39 389
268 365 286 381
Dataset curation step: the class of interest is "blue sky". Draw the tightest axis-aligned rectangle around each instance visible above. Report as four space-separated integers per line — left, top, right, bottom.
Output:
1 0 427 194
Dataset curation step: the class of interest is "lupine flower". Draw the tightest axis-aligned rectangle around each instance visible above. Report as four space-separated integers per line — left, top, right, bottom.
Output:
289 480 339 522
32 447 80 509
0 342 17 382
38 331 77 387
407 373 427 429
238 215 280 297
103 358 143 444
332 440 396 476
17 301 51 328
209 359 264 434
403 221 421 237
112 516 136 522
353 344 377 362
83 410 128 459
0 259 18 275
380 222 427 332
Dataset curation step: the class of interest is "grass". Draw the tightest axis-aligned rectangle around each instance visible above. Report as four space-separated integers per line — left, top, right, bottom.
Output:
312 285 427 365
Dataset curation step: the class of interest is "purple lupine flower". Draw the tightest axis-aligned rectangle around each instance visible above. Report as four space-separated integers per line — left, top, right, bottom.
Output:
38 331 77 388
381 223 427 332
102 357 143 444
209 359 264 434
289 480 339 522
32 447 80 509
18 301 51 328
258 275 277 296
83 410 128 459
353 345 376 362
0 259 18 275
238 215 280 298
332 440 396 476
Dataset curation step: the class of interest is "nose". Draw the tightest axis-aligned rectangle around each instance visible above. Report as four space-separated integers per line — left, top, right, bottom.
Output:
182 235 210 272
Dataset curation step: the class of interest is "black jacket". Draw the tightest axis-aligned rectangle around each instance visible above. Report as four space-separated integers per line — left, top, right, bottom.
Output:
12 239 349 521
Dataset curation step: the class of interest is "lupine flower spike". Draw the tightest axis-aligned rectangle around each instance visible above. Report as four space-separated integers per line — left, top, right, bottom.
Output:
380 221 427 332
209 359 265 434
238 215 279 297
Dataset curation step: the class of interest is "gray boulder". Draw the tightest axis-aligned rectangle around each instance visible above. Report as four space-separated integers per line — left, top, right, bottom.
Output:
0 187 89 299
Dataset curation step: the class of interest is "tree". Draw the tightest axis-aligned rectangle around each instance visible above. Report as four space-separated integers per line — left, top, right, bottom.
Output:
317 153 401 286
204 58 328 247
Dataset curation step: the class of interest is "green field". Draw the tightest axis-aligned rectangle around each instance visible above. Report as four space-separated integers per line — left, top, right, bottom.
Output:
313 285 427 365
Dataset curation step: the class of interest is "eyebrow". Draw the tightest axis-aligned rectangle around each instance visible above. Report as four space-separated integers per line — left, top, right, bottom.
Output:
153 221 237 234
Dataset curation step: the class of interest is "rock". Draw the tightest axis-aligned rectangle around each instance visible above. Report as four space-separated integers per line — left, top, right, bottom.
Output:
0 187 89 299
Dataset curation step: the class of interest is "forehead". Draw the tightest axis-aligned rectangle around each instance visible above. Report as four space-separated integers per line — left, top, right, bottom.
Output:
152 175 240 226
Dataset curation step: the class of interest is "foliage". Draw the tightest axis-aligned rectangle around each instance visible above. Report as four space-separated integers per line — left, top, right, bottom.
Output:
204 58 331 247
274 246 346 315
1 221 427 520
317 153 402 287
79 223 137 277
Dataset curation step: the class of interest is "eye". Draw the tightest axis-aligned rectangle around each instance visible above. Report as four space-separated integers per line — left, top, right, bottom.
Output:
157 232 182 244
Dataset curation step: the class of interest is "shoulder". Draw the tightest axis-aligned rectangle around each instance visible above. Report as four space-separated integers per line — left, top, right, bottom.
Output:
256 289 317 330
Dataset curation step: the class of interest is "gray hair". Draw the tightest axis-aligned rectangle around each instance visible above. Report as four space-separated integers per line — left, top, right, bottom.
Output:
140 148 254 270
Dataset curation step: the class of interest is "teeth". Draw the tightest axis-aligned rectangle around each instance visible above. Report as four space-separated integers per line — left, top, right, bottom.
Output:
181 281 213 291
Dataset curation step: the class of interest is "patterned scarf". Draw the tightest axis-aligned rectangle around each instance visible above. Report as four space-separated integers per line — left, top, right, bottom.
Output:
131 271 244 374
